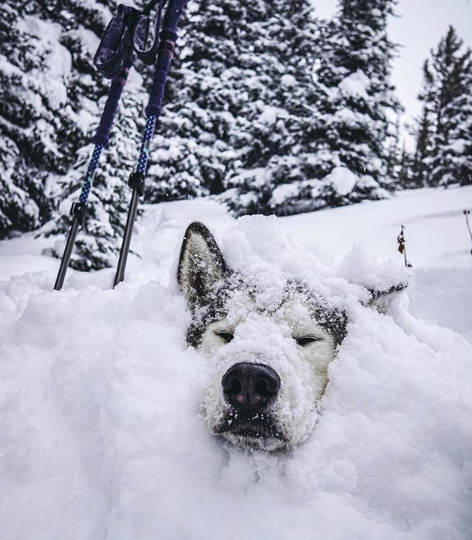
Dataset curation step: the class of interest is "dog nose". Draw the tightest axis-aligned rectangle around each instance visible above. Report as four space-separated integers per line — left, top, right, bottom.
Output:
221 362 281 412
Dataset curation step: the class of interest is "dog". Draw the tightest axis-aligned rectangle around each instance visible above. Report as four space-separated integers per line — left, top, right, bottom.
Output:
177 222 406 452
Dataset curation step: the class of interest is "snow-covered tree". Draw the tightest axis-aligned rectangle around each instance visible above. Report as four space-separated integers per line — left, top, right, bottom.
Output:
426 27 472 187
143 0 245 204
311 0 401 206
0 0 147 269
0 0 84 238
385 116 403 184
396 148 417 189
222 0 327 216
410 94 434 188
410 27 472 188
143 0 327 216
439 65 472 186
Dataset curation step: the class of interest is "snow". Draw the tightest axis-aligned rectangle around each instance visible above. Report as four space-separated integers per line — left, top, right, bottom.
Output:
258 106 282 125
281 74 297 87
1 187 472 539
448 139 467 153
17 15 72 110
271 183 300 205
339 69 370 99
325 165 358 195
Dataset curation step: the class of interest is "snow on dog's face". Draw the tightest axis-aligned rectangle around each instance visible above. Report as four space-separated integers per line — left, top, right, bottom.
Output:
197 287 345 451
178 222 404 452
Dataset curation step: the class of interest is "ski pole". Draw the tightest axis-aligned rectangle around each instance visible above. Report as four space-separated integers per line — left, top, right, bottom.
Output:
113 0 189 287
397 225 412 268
53 0 165 290
54 61 132 290
464 210 472 256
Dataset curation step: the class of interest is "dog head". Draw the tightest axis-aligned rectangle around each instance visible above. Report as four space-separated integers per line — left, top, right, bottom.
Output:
178 222 406 452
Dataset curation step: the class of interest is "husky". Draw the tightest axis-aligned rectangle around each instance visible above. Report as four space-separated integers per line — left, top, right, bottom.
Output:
177 222 406 452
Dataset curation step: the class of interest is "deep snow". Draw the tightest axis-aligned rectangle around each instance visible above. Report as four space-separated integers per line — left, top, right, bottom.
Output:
0 186 471 540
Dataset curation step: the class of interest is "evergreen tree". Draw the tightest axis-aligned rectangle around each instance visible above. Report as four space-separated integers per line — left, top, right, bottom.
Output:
0 0 147 269
385 116 402 183
143 0 327 216
222 0 326 216
413 26 472 188
45 81 147 270
143 0 247 204
0 0 85 237
410 95 434 188
311 0 401 207
397 147 416 189
442 65 472 186
428 28 472 187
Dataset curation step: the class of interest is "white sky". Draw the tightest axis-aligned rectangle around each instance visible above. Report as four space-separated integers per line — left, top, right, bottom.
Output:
314 0 472 133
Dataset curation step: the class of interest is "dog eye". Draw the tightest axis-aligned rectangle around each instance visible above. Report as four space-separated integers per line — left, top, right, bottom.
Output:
296 336 321 346
216 331 234 343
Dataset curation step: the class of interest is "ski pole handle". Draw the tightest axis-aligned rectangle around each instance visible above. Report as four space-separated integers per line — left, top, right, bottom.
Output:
92 59 133 147
145 0 188 117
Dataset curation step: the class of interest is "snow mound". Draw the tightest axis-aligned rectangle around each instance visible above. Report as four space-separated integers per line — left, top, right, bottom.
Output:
1 217 471 540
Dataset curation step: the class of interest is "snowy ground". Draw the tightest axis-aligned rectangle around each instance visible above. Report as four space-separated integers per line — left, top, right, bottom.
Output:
0 186 471 540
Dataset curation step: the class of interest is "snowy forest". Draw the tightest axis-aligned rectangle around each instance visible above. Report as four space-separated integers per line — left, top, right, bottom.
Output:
1 2 472 538
1 0 471 270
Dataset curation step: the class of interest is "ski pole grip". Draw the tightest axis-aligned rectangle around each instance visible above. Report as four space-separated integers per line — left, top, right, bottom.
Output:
145 32 176 117
144 0 189 116
92 62 132 147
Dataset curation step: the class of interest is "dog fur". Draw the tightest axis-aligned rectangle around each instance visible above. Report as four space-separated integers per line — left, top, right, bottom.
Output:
178 221 406 452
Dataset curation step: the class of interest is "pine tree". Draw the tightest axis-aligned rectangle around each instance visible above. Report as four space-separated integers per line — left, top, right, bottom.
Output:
142 0 327 216
385 116 402 183
313 0 401 207
443 65 472 186
428 28 472 187
143 0 258 204
45 81 147 271
0 0 146 270
413 27 472 187
223 0 327 216
397 147 416 189
0 0 85 237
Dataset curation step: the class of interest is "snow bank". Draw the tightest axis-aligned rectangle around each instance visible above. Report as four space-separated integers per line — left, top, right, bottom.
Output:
1 217 471 540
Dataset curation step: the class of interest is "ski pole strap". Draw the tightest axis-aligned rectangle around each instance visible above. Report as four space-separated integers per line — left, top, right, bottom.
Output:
92 60 132 147
94 4 139 79
95 0 166 77
133 0 167 65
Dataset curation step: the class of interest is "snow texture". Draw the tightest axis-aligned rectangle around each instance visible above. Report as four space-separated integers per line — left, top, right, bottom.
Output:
1 192 472 539
325 166 358 196
338 69 370 99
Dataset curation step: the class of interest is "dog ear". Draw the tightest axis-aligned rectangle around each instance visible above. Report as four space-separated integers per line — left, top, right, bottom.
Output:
178 222 230 307
367 283 408 313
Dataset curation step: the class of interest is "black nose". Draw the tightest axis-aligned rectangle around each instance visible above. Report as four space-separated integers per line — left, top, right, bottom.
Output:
221 362 281 412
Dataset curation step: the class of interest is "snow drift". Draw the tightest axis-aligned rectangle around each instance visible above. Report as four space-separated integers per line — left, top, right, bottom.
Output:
0 216 471 540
